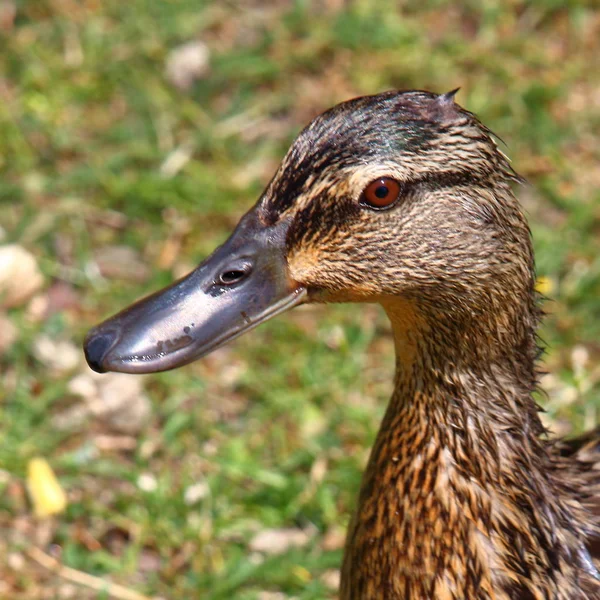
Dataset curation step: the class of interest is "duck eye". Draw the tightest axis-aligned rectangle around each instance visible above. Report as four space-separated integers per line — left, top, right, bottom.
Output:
361 177 402 209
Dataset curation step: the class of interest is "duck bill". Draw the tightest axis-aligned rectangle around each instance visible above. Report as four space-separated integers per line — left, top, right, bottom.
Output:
84 210 306 374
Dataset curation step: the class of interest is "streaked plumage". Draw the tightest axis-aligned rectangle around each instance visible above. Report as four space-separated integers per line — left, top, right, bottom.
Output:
85 90 600 598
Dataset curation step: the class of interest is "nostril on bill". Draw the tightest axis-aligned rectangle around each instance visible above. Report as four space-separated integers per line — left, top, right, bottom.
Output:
219 269 247 284
218 261 252 286
84 330 119 373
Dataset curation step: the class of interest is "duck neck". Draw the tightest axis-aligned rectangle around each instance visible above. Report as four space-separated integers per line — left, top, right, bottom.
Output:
341 299 588 599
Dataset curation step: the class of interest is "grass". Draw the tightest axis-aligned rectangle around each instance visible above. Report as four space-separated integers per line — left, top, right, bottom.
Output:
1 1 599 598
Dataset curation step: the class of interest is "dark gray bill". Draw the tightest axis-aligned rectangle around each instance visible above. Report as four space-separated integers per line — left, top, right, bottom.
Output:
84 209 306 374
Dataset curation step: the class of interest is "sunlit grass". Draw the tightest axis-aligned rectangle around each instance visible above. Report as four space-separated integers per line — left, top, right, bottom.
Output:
1 1 598 598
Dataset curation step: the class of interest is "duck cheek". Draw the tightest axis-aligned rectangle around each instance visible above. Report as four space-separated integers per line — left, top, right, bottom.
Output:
287 251 377 302
286 248 324 291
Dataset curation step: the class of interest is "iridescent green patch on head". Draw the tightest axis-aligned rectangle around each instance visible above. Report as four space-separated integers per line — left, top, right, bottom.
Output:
260 90 467 224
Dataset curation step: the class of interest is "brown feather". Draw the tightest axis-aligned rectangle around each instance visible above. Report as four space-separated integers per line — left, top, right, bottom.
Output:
255 90 600 598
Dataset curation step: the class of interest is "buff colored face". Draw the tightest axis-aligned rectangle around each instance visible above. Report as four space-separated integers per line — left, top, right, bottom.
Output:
84 90 526 374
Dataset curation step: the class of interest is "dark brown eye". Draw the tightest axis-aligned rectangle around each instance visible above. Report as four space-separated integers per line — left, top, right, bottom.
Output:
361 177 402 209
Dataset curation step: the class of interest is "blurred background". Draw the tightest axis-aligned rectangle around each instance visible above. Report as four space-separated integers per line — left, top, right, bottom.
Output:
0 1 599 598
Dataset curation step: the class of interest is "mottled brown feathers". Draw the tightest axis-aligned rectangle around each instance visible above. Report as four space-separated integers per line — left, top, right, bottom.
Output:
259 90 600 598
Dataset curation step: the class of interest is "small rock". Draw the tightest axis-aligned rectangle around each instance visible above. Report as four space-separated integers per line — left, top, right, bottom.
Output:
321 569 341 590
45 281 80 316
67 367 151 434
249 528 311 555
323 325 346 350
138 548 162 572
7 552 25 571
33 335 80 374
137 473 158 493
95 245 150 283
184 481 210 505
165 40 210 91
0 244 44 308
26 294 49 323
96 373 152 432
57 583 78 599
67 372 98 399
220 361 247 387
51 404 90 431
139 438 160 460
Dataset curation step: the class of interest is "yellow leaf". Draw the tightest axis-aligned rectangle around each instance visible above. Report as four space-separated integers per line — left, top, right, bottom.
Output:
27 457 67 518
535 276 555 296
292 565 312 583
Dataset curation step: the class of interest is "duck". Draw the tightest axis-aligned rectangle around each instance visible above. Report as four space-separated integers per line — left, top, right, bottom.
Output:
84 90 600 599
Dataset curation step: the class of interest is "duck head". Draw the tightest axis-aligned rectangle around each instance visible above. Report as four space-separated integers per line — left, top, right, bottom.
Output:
85 90 534 375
